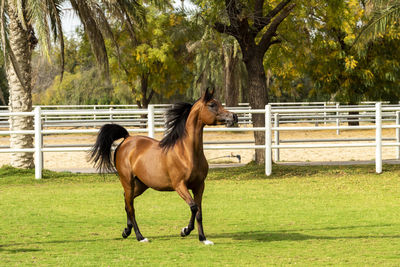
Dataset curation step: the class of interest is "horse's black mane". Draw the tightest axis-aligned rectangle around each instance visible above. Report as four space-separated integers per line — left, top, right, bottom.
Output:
159 102 193 150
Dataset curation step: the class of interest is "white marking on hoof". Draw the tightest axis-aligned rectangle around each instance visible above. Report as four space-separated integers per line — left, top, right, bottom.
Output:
181 227 188 236
140 238 149 243
202 240 214 245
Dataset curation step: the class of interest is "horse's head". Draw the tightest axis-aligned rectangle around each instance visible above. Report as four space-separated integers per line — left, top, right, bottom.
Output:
197 88 238 127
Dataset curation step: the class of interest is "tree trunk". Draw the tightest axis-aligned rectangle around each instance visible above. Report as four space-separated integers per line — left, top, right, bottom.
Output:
245 55 269 164
135 74 155 128
213 0 295 165
223 43 239 107
0 86 6 105
348 111 360 126
135 73 154 109
6 4 34 168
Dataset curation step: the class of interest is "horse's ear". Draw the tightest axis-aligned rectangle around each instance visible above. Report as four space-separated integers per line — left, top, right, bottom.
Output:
203 87 214 102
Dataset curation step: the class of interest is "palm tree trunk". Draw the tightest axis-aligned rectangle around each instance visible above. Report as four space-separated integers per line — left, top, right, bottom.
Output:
6 3 34 168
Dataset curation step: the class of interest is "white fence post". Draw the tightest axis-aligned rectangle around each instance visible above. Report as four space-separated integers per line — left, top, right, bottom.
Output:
376 102 382 174
34 107 43 179
265 104 272 176
396 111 400 160
148 105 155 138
274 113 280 162
336 103 340 135
109 107 113 120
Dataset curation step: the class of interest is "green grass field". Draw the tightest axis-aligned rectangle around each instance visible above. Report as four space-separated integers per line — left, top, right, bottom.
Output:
1 163 400 266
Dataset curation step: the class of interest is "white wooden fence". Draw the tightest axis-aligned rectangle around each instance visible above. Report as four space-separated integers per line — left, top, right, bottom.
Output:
1 103 400 179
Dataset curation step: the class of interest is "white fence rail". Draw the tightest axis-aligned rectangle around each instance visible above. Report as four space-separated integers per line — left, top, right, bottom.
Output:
1 103 400 179
2 102 400 127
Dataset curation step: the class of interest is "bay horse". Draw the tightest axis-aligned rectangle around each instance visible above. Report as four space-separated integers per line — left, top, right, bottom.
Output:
89 89 238 245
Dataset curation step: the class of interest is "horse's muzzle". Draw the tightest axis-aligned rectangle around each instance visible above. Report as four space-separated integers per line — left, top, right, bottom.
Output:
226 113 238 127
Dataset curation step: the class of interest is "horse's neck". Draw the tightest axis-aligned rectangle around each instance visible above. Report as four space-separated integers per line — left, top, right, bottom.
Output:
182 109 205 158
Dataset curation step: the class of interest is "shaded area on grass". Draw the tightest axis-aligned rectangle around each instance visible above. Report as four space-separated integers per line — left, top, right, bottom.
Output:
209 231 400 243
143 223 400 242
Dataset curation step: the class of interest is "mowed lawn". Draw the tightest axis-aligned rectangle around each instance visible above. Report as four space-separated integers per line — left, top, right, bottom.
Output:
1 164 400 266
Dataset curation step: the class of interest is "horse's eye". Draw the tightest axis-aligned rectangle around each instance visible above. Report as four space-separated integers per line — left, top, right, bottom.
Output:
208 102 216 108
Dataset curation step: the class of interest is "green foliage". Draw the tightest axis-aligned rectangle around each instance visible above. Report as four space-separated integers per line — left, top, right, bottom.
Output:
29 1 400 105
34 68 113 105
262 0 400 103
33 33 117 105
188 26 224 100
305 1 400 103
110 7 197 105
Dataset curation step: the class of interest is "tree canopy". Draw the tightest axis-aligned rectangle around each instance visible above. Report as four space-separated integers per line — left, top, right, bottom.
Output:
25 0 400 107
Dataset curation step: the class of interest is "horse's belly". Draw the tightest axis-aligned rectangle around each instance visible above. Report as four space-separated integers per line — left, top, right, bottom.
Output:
133 159 173 191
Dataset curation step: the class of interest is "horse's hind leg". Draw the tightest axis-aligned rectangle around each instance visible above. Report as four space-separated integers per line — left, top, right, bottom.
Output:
122 176 148 242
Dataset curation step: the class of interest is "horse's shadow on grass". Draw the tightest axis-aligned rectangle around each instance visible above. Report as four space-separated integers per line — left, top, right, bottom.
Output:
208 231 400 242
208 223 400 242
0 247 42 253
149 223 400 243
0 237 121 253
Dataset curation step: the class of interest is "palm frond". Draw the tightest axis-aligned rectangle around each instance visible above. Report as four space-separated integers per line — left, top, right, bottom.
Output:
17 0 28 30
117 0 146 26
90 2 128 68
28 0 51 60
70 0 110 83
146 0 171 11
115 0 143 44
355 2 400 44
47 0 64 81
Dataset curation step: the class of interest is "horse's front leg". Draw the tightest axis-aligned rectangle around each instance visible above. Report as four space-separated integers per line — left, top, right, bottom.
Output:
176 182 213 245
193 182 213 245
180 203 196 238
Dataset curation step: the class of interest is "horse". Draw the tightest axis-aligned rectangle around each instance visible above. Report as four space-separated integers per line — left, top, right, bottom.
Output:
89 88 238 245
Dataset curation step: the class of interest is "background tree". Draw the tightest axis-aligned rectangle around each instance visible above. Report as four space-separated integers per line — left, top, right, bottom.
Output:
187 26 224 100
222 36 242 106
109 7 196 108
304 1 400 103
195 0 295 163
0 0 63 168
0 0 158 168
33 32 114 105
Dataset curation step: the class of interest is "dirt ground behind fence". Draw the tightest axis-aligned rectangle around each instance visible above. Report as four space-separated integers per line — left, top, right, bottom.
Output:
0 125 398 171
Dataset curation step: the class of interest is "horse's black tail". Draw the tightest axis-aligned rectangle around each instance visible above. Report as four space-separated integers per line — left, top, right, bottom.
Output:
89 124 129 174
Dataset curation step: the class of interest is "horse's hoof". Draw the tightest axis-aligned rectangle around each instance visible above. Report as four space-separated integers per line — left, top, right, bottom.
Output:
202 240 214 245
122 228 131 239
180 227 188 237
139 238 149 243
